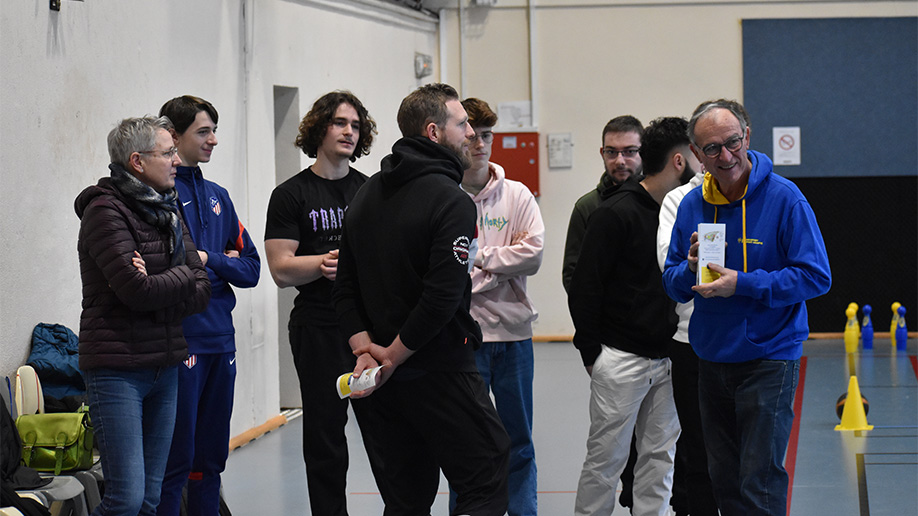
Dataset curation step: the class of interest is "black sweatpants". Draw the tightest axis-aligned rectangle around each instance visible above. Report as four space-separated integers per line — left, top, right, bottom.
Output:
289 324 388 516
373 370 510 516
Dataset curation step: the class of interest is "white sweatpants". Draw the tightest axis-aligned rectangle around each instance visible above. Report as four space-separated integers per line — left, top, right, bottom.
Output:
574 345 681 516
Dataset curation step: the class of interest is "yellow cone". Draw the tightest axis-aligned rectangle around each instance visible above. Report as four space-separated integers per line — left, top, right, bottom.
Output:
835 376 873 431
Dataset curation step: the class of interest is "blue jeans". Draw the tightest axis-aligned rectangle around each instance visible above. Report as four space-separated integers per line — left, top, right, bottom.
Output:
86 366 179 516
451 340 537 516
698 359 799 516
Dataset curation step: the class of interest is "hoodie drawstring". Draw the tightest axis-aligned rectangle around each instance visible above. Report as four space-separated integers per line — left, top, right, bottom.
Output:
714 202 748 273
741 199 747 272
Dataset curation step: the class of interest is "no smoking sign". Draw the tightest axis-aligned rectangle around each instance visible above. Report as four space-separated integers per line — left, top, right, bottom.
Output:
772 127 801 166
779 133 795 151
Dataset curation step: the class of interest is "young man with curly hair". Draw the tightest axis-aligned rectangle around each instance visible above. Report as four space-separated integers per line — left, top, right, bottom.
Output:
264 90 385 516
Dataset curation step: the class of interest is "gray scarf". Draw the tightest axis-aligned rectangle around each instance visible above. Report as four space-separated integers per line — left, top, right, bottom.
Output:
109 163 185 266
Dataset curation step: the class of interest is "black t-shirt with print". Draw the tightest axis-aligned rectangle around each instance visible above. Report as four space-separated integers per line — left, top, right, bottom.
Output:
265 166 367 326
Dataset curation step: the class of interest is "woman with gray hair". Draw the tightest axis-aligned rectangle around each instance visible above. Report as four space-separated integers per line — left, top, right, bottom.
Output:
74 116 210 515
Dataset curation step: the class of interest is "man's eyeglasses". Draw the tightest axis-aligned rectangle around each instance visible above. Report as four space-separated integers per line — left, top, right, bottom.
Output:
602 147 640 159
140 147 179 159
701 135 744 158
470 131 494 144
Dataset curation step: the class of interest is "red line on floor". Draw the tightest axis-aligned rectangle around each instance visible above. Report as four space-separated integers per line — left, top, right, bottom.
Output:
352 490 583 496
910 355 917 380
785 355 806 516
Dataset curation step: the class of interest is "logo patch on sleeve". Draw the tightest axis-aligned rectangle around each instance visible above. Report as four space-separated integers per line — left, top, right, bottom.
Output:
452 235 471 265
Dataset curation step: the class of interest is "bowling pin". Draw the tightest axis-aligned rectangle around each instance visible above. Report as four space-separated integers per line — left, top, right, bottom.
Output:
844 306 858 353
848 302 861 339
891 302 901 347
862 304 873 350
896 306 907 351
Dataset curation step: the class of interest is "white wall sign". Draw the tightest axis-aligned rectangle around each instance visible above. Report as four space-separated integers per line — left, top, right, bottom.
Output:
497 101 532 128
548 133 573 168
772 127 801 166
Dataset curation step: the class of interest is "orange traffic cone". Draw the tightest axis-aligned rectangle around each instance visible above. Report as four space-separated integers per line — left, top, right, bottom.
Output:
835 376 874 431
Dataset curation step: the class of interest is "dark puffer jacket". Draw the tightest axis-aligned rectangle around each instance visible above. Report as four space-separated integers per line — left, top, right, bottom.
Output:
74 176 211 371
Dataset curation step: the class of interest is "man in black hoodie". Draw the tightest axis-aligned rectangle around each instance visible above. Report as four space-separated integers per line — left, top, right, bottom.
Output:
568 117 686 516
333 83 510 516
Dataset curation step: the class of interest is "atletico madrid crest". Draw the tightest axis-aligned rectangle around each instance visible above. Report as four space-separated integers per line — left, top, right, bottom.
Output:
210 197 221 216
184 355 197 369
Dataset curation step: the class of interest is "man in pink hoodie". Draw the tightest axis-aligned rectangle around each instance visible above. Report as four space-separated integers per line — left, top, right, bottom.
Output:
458 97 545 516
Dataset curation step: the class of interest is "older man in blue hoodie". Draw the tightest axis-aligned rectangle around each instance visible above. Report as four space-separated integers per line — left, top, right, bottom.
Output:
662 99 831 516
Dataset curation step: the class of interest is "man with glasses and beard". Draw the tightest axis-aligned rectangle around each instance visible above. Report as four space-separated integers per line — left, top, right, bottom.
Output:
563 115 645 513
562 115 643 293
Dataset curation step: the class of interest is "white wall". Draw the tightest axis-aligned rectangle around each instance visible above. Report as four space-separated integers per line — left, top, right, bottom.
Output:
0 0 438 436
439 0 917 337
0 0 248 390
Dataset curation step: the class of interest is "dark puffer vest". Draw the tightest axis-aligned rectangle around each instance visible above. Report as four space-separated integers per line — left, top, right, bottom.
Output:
74 176 211 371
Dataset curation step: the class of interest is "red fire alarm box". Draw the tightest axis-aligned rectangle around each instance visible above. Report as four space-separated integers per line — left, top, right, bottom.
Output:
490 132 540 197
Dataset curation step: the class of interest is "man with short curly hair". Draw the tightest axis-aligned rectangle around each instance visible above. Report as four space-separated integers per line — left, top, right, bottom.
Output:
264 90 384 516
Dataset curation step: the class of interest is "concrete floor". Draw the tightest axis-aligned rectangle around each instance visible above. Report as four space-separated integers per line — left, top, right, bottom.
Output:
222 339 918 515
